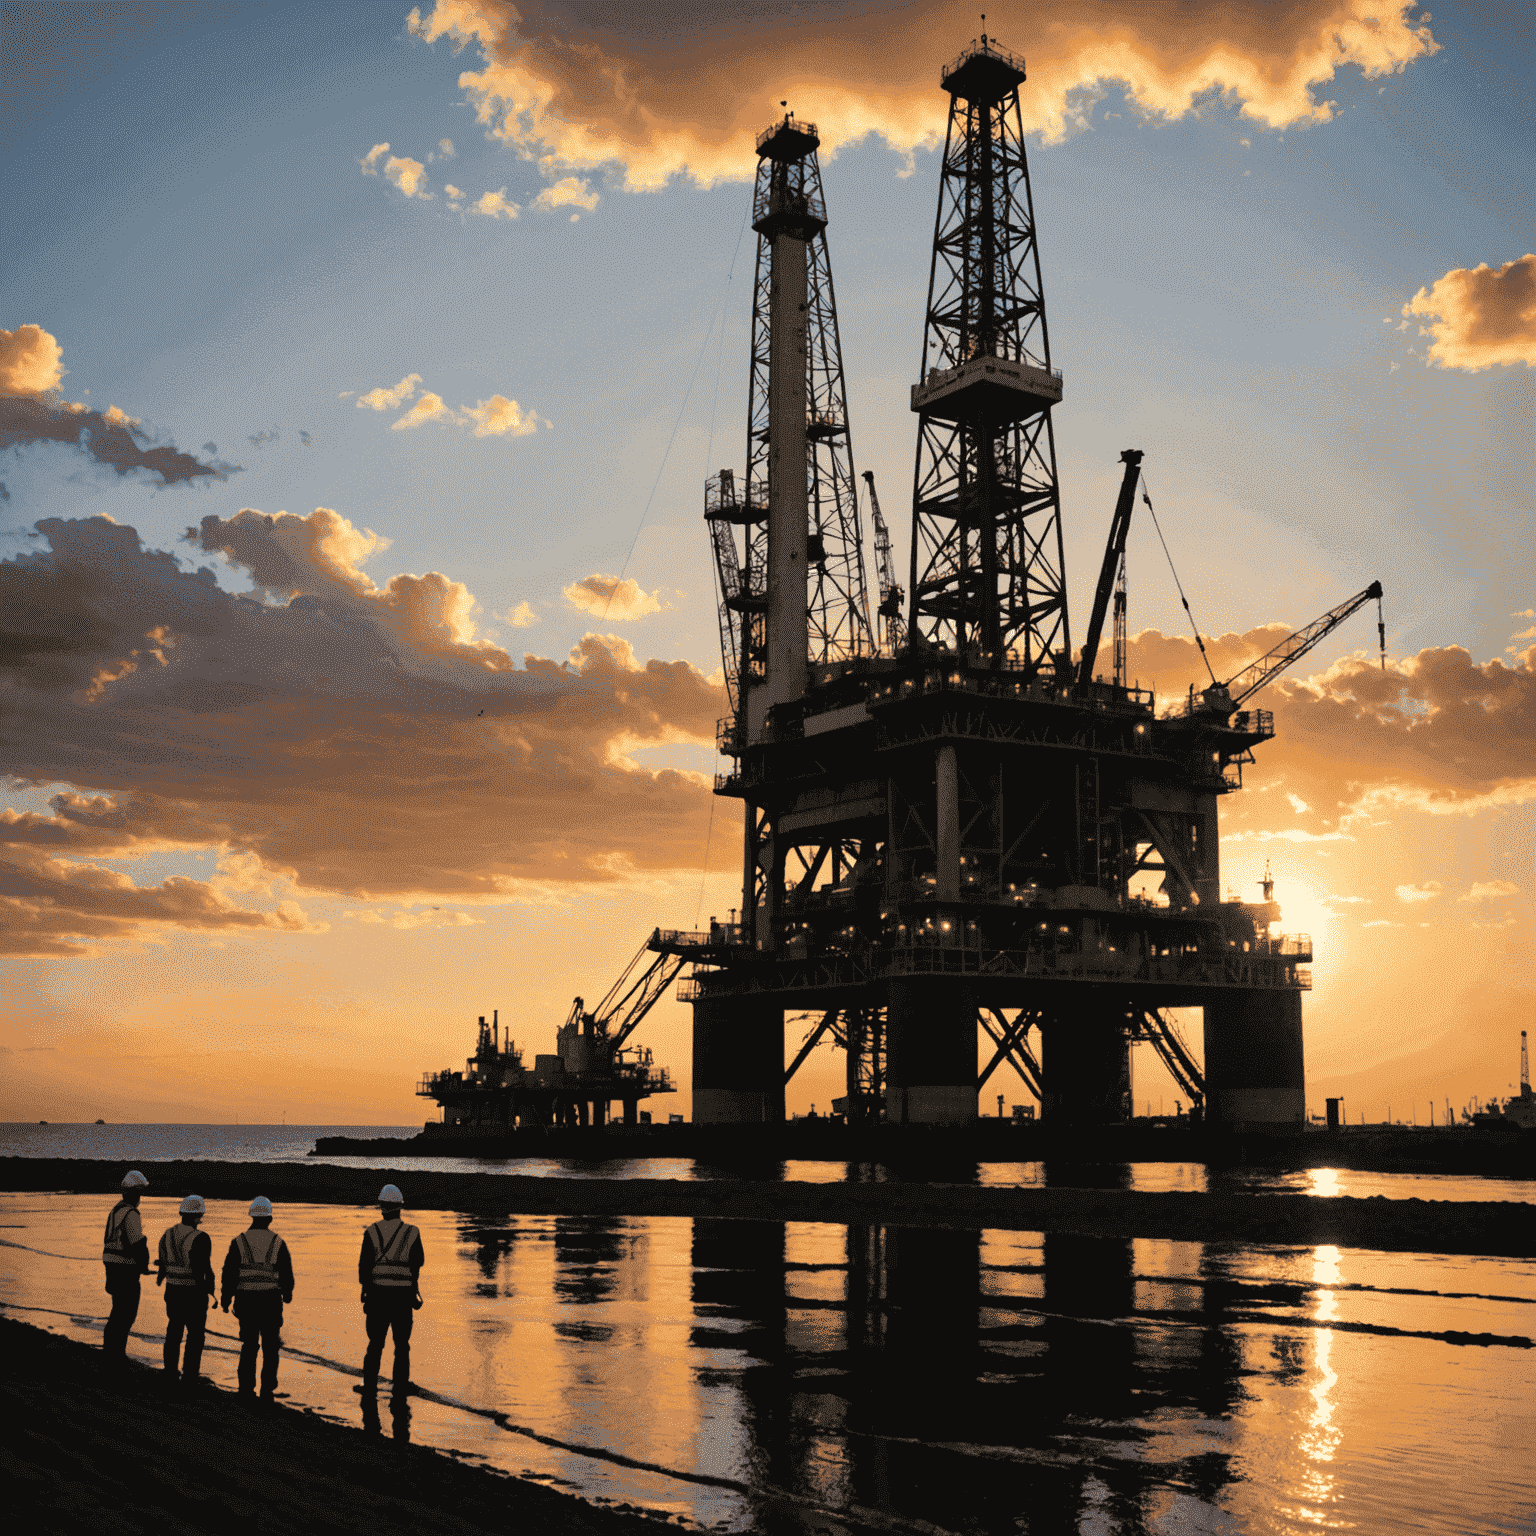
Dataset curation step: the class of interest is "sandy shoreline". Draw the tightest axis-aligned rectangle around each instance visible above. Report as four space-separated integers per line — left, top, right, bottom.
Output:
1 1316 674 1535
2 1156 1530 1255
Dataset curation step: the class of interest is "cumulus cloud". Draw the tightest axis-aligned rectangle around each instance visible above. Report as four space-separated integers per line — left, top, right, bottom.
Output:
405 0 1438 191
354 374 547 437
1128 621 1536 820
563 574 665 621
0 512 723 955
532 176 600 214
360 142 390 174
506 602 540 627
0 850 327 959
1 324 66 395
392 391 457 430
461 395 539 436
1261 643 1536 816
1402 254 1536 371
0 324 235 486
384 154 432 198
356 374 423 411
1460 880 1519 903
1395 882 1441 904
471 187 520 219
439 137 456 158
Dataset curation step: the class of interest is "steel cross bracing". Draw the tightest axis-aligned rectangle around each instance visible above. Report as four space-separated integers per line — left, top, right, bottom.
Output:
741 144 873 675
908 45 1069 673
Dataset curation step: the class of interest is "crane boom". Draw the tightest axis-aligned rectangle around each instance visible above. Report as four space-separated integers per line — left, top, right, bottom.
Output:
862 470 905 654
1077 449 1143 690
1208 581 1384 712
578 937 689 1052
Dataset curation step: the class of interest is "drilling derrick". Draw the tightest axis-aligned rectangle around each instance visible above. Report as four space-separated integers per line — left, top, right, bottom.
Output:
675 33 1379 1136
909 39 1066 671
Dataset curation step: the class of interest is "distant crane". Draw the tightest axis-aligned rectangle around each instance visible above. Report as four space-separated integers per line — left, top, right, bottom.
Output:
862 470 905 655
566 936 690 1059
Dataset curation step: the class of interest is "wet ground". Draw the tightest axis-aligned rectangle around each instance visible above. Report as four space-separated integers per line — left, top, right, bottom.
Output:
3 1192 1532 1534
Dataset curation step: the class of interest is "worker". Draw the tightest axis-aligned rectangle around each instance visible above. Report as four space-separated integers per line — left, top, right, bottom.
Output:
358 1183 424 1395
220 1196 294 1403
157 1194 215 1388
101 1169 151 1368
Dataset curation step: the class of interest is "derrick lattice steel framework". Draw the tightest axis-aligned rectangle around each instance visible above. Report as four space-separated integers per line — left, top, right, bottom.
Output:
708 129 873 722
908 41 1068 671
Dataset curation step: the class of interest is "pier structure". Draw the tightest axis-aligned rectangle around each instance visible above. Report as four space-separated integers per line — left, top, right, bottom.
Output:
674 32 1385 1133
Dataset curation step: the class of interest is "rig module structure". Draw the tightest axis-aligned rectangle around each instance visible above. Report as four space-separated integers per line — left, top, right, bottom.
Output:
656 32 1385 1132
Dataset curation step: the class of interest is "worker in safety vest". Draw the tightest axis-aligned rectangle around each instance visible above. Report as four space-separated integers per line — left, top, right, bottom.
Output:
220 1196 295 1402
101 1169 151 1368
157 1194 215 1387
358 1184 424 1394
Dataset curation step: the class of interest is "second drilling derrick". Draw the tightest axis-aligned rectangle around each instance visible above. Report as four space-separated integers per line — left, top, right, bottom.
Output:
673 33 1380 1133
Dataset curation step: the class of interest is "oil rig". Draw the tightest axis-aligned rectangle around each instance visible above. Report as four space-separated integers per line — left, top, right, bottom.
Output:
650 31 1385 1133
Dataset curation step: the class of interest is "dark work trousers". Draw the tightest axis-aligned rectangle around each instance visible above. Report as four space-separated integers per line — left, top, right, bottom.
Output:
163 1287 208 1381
234 1294 284 1397
362 1293 414 1391
103 1269 141 1360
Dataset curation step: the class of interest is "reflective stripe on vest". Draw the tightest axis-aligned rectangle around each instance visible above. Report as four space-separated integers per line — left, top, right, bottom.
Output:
236 1229 283 1291
366 1220 418 1288
102 1202 138 1266
160 1223 200 1286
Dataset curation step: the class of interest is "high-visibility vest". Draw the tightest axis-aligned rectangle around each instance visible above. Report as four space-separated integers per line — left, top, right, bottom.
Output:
102 1202 141 1266
365 1219 419 1288
160 1223 202 1287
235 1229 286 1292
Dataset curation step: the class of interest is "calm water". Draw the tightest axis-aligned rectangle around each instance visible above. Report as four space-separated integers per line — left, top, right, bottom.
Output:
3 1124 1531 1204
2 1191 1532 1534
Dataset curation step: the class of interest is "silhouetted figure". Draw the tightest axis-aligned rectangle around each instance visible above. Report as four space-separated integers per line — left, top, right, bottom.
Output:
157 1194 215 1388
359 1183 424 1394
220 1196 295 1403
101 1169 151 1369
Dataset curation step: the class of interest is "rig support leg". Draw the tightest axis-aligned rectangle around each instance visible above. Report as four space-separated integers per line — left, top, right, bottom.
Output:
1203 991 1305 1134
692 996 786 1123
885 975 977 1124
1041 1004 1131 1124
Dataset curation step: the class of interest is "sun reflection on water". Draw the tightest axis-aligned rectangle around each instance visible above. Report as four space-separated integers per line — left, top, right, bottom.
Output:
1294 1244 1345 1526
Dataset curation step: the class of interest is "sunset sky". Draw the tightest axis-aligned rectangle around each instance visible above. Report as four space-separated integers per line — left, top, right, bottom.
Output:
3 1 1532 1126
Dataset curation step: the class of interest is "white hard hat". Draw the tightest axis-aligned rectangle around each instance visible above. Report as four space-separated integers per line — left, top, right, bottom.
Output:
121 1170 149 1190
179 1194 206 1216
249 1196 273 1218
378 1184 404 1206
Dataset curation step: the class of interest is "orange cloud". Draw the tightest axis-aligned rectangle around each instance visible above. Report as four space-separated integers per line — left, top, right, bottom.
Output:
384 153 432 198
461 394 538 436
532 176 599 214
563 573 665 620
470 186 519 219
406 0 1438 191
1 512 724 954
0 851 326 960
1264 644 1536 815
0 324 65 395
1402 254 1536 371
0 324 233 485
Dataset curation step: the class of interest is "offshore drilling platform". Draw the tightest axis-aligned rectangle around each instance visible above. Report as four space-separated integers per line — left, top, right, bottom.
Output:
648 31 1385 1135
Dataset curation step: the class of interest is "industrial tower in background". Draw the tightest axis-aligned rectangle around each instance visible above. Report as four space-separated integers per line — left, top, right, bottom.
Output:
665 32 1383 1133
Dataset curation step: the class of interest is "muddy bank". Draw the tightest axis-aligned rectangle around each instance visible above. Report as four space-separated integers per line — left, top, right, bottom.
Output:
3 1157 1531 1256
1 1317 669 1536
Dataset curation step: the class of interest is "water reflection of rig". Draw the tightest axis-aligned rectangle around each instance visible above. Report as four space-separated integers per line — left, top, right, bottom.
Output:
417 940 682 1131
